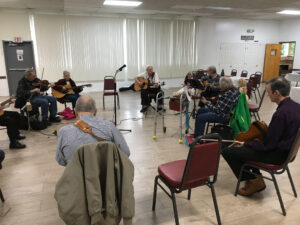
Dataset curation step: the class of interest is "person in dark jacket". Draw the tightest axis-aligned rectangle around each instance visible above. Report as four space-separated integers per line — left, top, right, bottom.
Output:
222 77 300 196
53 71 82 109
16 69 61 126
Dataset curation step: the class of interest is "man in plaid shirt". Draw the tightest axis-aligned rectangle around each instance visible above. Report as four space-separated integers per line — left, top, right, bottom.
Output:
194 77 240 137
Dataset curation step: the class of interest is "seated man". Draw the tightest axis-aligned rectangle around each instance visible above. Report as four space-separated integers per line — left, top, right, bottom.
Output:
56 95 130 166
53 71 82 109
222 77 300 196
135 66 163 113
194 77 239 137
200 66 221 102
16 69 61 126
0 98 26 149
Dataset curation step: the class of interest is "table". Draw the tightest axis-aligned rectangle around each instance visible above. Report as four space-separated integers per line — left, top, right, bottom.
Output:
290 87 300 104
285 73 300 86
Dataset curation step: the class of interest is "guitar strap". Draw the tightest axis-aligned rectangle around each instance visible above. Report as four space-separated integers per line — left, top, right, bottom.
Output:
74 120 104 142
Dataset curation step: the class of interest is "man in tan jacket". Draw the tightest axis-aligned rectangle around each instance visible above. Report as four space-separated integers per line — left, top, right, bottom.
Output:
55 142 135 225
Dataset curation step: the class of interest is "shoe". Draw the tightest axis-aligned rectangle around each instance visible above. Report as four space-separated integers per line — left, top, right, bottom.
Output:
10 141 26 149
49 116 61 123
238 177 266 196
42 119 51 126
16 135 26 140
140 105 148 113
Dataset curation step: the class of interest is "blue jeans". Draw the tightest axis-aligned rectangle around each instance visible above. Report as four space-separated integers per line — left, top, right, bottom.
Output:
31 95 58 120
65 93 80 109
194 108 228 137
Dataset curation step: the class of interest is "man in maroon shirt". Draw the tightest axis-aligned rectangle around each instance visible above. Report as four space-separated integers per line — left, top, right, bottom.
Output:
222 77 300 196
53 71 83 109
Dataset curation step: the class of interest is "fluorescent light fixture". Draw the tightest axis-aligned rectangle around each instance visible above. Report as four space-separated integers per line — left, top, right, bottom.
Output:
277 10 300 15
103 1 142 7
206 6 232 11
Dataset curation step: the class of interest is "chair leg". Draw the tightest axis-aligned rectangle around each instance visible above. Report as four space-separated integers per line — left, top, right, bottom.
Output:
152 176 159 211
205 122 210 134
286 167 297 198
171 191 179 225
256 112 260 121
271 173 286 216
210 184 222 225
187 189 191 200
234 165 245 196
257 88 261 99
0 188 4 202
103 95 105 110
254 91 258 103
117 94 120 109
252 112 257 121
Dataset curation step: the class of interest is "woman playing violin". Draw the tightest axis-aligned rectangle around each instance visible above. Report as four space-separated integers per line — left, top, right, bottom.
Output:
222 77 300 196
16 68 61 126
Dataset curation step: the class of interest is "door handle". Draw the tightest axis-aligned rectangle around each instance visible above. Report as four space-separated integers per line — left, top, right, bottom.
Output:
9 68 28 71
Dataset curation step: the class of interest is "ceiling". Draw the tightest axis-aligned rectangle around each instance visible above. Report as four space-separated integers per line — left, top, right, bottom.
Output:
1 0 300 20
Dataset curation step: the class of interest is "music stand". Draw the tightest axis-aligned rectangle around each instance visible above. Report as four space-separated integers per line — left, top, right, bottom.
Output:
113 66 132 133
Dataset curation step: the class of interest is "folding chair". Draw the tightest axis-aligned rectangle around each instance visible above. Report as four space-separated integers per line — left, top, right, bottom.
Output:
152 133 222 225
241 70 248 78
103 76 119 110
248 89 266 120
231 69 237 76
235 128 300 216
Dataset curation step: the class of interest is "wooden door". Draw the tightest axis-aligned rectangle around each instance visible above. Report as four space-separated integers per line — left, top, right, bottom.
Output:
263 44 282 82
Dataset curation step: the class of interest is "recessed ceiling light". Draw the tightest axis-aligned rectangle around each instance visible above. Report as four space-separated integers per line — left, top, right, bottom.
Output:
103 1 142 7
277 10 300 15
206 6 232 11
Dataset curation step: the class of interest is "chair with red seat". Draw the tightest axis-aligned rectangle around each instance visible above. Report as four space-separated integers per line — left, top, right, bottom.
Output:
103 76 120 110
249 74 260 103
234 128 300 216
241 70 248 78
248 89 266 120
231 69 237 76
152 133 222 225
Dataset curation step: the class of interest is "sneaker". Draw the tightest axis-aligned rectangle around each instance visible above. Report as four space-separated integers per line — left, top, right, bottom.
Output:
49 116 61 123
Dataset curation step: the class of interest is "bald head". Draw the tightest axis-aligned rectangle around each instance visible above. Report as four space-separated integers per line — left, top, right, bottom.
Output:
75 95 97 114
146 66 154 76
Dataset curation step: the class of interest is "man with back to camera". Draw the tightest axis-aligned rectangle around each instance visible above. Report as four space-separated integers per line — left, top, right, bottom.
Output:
56 95 130 166
222 77 300 196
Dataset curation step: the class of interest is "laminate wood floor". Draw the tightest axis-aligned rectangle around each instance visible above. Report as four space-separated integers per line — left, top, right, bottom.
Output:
0 86 299 225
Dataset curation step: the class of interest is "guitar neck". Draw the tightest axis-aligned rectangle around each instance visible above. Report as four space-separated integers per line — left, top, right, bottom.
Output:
0 98 12 107
66 84 89 91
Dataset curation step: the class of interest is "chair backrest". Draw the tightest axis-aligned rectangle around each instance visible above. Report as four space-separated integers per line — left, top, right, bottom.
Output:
255 71 262 76
241 70 248 78
231 69 237 76
281 128 300 171
246 80 252 99
104 76 115 91
193 70 206 79
180 133 222 190
255 74 262 85
249 74 259 88
257 89 266 110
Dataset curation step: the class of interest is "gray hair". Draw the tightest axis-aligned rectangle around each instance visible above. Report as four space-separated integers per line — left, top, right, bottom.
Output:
75 95 97 113
63 71 70 75
219 77 234 90
25 68 35 77
207 66 217 74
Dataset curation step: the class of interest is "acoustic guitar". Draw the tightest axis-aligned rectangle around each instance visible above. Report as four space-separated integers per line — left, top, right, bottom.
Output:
52 84 92 99
0 97 15 116
134 78 149 91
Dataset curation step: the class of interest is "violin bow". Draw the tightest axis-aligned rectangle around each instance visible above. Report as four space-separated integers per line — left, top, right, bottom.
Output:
39 67 45 90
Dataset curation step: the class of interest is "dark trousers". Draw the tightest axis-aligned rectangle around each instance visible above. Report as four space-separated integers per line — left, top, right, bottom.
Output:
0 150 4 164
65 93 80 109
31 95 57 120
194 108 228 137
141 87 163 106
0 111 21 142
222 146 288 181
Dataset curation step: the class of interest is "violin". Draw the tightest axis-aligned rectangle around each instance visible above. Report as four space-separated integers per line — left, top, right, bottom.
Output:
235 121 268 142
32 78 51 91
